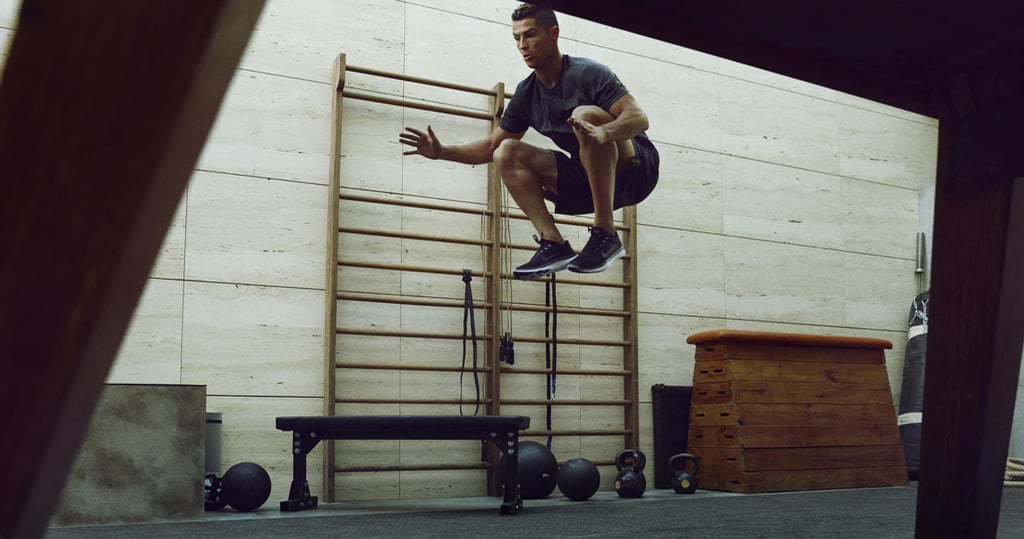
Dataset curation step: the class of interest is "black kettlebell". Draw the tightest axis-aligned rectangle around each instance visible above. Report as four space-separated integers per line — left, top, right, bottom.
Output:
669 453 700 494
613 449 647 498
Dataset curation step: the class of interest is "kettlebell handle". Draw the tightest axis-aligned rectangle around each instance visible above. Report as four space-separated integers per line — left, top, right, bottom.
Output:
615 449 646 472
668 453 700 474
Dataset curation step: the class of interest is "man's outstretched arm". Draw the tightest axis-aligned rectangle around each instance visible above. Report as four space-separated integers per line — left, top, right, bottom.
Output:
400 125 523 165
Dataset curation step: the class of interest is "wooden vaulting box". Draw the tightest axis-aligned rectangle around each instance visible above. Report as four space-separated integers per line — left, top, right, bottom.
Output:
685 330 908 493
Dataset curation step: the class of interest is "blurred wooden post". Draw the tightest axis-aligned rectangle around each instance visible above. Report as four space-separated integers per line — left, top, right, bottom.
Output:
916 96 1024 537
0 2 264 537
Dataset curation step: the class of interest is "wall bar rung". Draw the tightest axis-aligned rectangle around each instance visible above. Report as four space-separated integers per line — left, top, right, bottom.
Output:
340 192 492 217
500 398 631 406
500 209 632 232
503 303 629 317
336 362 494 374
339 259 488 278
339 226 492 247
500 367 631 376
498 272 629 289
337 328 494 341
508 335 630 347
335 398 495 405
337 292 490 310
347 64 501 97
342 89 493 121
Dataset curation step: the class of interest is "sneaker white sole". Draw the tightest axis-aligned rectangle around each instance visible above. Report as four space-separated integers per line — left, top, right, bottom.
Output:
513 256 576 280
568 246 625 273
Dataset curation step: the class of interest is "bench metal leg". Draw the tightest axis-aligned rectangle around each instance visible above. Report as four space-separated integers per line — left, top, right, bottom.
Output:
280 431 320 512
492 430 522 515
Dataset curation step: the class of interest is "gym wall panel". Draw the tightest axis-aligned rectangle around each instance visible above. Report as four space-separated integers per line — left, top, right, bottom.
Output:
718 57 837 102
197 70 331 185
241 0 406 84
838 104 939 190
636 402 656 468
185 172 327 289
576 18 720 73
841 179 919 258
399 471 491 500
636 144 724 234
336 335 402 368
181 281 323 397
719 75 840 176
842 253 919 331
207 396 324 508
107 279 184 385
337 298 400 332
578 281 626 312
399 366 494 403
836 89 940 125
338 100 405 193
635 313 711 399
721 157 844 250
723 237 847 327
335 368 401 402
577 43 722 153
403 3 524 92
398 114 492 205
398 339 464 369
637 226 726 318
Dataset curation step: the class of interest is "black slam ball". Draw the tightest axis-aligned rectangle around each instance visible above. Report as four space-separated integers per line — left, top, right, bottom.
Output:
503 441 558 499
557 457 601 501
220 462 272 512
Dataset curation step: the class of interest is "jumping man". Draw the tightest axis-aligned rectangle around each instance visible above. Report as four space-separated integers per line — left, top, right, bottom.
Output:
399 3 659 280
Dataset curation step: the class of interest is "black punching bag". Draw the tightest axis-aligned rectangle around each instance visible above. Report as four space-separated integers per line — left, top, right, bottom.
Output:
898 291 928 480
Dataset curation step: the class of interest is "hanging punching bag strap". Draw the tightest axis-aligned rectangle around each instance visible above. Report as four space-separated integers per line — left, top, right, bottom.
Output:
545 274 558 449
461 269 480 416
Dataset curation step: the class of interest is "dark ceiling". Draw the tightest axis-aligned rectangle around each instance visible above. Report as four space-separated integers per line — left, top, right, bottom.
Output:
536 1 1024 120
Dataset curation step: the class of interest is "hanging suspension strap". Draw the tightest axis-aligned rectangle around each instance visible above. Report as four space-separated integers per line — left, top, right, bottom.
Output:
461 269 480 416
545 274 558 449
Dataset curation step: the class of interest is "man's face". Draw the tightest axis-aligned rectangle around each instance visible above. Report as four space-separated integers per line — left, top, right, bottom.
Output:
512 18 558 68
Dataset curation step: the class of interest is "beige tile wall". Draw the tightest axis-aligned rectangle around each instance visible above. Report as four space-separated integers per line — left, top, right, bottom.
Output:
1 0 938 504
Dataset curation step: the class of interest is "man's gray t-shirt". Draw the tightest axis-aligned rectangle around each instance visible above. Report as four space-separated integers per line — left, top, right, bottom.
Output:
500 55 631 159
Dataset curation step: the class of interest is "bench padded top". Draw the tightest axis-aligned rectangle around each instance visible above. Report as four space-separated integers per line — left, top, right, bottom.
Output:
276 415 530 440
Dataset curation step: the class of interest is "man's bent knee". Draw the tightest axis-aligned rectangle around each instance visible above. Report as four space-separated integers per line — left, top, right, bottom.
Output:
493 138 529 170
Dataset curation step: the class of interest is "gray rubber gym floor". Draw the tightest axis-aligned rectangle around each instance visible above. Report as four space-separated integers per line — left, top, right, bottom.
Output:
45 483 1024 538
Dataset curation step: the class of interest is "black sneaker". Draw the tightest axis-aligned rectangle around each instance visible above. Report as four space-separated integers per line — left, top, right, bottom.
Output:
568 227 624 273
513 236 577 280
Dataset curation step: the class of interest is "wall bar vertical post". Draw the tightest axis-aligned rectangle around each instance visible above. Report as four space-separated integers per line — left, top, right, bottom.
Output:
323 53 346 503
485 82 506 496
622 205 640 450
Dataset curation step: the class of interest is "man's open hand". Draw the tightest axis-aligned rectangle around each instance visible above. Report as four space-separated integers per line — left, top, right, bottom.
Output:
399 126 443 159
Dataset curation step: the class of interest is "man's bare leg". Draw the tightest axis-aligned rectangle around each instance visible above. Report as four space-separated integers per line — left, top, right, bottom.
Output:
569 105 636 233
493 138 563 242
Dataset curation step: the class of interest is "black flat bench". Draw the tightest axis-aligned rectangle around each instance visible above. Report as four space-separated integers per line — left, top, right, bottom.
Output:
275 415 531 515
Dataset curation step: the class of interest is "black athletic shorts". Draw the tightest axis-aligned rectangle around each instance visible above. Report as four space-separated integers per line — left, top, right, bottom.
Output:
544 135 659 216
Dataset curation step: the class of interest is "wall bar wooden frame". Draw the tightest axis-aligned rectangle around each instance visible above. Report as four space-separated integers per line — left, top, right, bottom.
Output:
324 53 641 502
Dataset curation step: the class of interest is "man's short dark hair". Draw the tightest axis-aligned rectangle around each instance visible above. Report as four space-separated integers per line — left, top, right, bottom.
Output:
512 3 559 29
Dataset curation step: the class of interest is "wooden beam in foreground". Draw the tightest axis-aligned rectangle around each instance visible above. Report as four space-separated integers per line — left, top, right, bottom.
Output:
0 2 264 537
916 109 1024 537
